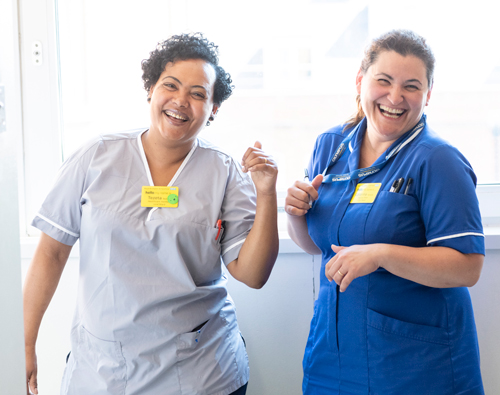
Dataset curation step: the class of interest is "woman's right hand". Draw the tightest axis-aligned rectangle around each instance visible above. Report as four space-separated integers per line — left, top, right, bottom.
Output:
285 174 323 216
23 233 71 394
26 347 38 394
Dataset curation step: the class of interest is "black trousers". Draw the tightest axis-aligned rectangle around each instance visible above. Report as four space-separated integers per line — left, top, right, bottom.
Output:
229 382 248 395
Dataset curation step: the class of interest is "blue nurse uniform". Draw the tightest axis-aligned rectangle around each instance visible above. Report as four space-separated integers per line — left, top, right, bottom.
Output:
303 117 485 395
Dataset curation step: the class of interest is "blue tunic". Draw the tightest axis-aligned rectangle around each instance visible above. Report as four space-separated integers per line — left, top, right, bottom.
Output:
303 118 485 395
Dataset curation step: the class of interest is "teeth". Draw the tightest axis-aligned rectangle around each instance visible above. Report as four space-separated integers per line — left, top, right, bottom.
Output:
383 112 401 119
379 105 404 115
165 111 187 121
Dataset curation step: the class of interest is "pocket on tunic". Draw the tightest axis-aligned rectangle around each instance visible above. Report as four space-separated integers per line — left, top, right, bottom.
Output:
64 326 127 395
366 309 453 395
145 215 223 286
175 302 249 394
364 191 426 247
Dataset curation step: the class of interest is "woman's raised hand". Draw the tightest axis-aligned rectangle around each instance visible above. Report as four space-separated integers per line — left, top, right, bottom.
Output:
285 174 323 216
241 141 278 195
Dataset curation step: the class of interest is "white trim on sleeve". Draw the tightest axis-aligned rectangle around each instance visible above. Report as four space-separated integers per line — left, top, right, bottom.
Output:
36 213 79 238
222 238 246 256
427 232 485 245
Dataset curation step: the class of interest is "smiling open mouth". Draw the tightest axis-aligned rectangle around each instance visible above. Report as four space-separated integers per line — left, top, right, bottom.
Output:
378 104 406 119
165 110 188 122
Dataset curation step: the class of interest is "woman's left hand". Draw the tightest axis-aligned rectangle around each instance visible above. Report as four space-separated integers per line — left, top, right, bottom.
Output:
241 141 278 195
325 244 381 292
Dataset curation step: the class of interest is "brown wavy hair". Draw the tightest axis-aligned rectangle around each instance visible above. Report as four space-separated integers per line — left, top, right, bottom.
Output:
344 29 435 130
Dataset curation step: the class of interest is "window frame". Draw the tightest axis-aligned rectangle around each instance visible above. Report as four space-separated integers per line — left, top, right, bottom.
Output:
18 0 62 237
15 0 500 251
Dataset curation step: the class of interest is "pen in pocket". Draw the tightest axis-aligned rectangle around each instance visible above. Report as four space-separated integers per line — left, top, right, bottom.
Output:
215 219 223 241
403 178 413 195
389 177 404 193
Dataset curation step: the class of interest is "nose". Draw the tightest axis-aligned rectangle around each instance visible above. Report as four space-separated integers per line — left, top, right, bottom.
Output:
387 85 404 106
172 90 189 108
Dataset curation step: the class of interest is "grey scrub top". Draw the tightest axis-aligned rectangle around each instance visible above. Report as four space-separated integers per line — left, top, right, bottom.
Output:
32 130 255 395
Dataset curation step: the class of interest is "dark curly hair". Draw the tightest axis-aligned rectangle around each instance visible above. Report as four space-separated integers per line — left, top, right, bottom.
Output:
141 33 233 106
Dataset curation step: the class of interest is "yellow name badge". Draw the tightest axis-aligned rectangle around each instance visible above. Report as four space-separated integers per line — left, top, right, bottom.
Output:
350 183 382 204
141 186 179 208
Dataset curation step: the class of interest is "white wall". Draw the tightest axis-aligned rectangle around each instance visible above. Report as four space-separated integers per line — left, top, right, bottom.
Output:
226 253 319 394
0 0 28 393
21 247 500 395
469 249 500 393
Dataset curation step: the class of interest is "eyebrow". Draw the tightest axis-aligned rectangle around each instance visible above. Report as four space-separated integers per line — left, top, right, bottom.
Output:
375 73 423 86
161 76 209 92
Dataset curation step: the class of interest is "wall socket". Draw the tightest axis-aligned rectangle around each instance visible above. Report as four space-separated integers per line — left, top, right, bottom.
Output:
32 41 43 66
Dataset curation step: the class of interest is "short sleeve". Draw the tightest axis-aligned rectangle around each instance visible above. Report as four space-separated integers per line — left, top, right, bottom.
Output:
31 140 100 246
219 162 257 265
308 135 323 180
418 144 484 254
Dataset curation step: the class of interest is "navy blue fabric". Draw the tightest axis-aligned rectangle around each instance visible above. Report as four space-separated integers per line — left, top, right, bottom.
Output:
229 382 248 395
303 119 485 395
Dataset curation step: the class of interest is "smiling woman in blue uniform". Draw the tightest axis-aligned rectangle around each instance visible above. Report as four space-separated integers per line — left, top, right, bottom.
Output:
23 34 279 395
286 30 485 395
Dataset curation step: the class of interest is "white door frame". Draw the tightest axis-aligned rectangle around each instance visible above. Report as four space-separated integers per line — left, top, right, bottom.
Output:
0 0 28 392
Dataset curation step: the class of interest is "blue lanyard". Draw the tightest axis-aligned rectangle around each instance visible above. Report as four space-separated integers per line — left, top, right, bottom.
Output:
322 115 426 183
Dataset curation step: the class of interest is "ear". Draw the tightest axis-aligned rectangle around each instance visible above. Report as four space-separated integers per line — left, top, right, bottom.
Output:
147 84 156 103
425 83 433 106
355 69 364 95
211 105 219 119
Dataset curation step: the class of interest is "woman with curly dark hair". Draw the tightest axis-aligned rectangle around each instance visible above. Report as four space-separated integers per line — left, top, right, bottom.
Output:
24 33 278 395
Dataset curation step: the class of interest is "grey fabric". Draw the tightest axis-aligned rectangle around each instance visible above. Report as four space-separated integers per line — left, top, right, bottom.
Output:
33 130 255 394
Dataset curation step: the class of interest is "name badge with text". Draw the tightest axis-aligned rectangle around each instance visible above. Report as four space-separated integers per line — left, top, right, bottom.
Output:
350 183 381 204
141 186 179 208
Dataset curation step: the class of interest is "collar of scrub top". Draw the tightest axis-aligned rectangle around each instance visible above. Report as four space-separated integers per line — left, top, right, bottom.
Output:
137 130 198 221
321 114 426 183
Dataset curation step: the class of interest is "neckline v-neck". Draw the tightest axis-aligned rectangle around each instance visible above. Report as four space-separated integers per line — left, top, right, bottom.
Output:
137 130 198 187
